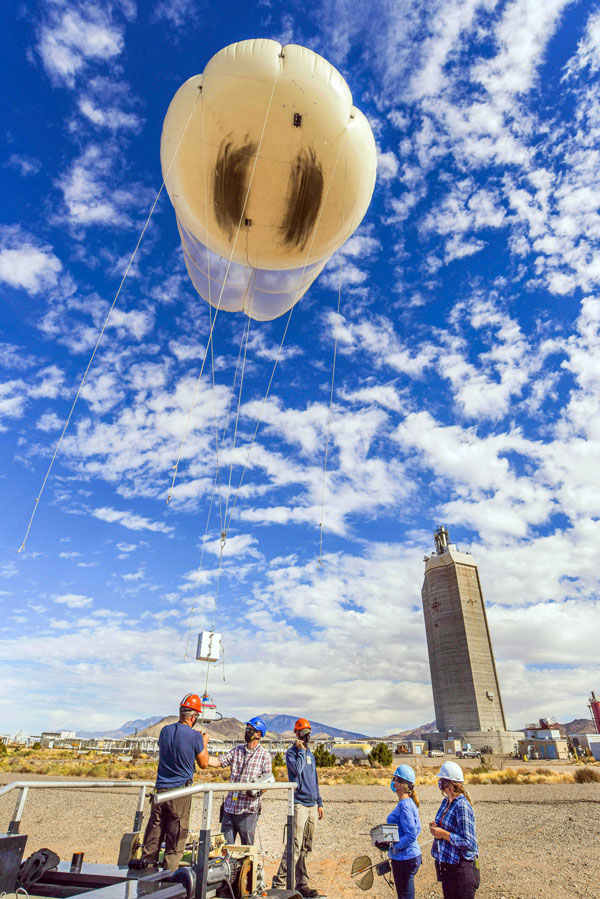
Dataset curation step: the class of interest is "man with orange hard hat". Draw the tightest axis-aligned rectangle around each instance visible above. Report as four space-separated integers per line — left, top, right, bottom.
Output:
272 717 324 898
141 693 209 871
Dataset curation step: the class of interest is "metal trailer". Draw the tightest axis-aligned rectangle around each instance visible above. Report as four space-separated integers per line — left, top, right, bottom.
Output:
0 778 300 899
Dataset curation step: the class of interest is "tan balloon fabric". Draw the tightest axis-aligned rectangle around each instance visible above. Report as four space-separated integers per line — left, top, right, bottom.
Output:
161 39 376 319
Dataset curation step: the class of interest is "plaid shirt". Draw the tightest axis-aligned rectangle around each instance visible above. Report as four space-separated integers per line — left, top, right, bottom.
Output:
431 795 478 864
220 744 272 815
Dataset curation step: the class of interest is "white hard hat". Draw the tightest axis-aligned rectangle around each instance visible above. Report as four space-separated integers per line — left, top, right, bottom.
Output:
438 761 464 782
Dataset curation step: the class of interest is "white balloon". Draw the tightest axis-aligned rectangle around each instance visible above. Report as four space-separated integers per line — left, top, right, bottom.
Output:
161 39 377 320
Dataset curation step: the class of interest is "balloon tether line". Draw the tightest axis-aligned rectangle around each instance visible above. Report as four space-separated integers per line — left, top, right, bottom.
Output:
18 91 202 553
222 127 348 536
166 67 280 504
183 314 253 659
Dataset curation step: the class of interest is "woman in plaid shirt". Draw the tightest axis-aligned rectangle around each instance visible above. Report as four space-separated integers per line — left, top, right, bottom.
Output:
429 761 480 899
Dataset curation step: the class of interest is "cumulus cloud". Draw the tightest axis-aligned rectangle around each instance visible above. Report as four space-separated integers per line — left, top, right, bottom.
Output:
471 0 573 102
0 228 62 295
92 507 174 534
5 155 42 177
5 0 600 738
563 8 600 77
0 380 27 430
37 4 125 88
56 143 137 227
54 593 93 608
152 0 197 28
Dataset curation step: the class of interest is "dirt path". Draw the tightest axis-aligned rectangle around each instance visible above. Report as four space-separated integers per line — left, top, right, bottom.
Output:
1 777 599 898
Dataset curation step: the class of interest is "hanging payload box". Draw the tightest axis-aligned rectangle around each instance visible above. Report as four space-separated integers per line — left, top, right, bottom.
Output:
196 631 222 662
199 692 219 721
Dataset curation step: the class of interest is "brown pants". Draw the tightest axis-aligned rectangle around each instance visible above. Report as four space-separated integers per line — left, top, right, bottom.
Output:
141 792 192 871
272 803 317 890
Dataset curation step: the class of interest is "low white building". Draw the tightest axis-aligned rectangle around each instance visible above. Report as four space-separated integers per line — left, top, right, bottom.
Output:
523 727 562 740
571 733 600 759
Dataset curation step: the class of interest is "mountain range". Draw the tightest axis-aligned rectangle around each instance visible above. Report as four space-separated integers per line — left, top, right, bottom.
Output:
76 716 164 739
76 714 597 741
259 714 370 740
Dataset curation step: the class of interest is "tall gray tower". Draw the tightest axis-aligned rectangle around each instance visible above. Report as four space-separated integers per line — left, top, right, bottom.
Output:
421 526 522 753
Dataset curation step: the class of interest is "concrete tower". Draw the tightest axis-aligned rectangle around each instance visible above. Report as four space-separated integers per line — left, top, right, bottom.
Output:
421 526 522 753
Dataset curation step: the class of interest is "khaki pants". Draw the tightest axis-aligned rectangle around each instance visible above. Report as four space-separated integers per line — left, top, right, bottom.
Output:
272 803 317 890
141 792 192 872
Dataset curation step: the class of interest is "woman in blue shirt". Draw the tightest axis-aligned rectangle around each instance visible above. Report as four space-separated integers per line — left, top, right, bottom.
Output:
429 761 480 899
386 763 421 899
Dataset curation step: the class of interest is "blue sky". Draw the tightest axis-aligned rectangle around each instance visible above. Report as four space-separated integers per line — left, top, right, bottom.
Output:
2 0 600 737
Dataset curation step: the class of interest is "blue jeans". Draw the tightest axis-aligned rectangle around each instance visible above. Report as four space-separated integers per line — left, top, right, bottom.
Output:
221 810 257 845
391 855 421 899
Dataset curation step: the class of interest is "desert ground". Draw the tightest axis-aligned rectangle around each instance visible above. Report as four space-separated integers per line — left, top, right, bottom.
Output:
2 773 599 899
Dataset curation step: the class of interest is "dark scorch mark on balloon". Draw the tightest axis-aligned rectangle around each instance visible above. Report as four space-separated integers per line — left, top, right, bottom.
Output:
281 148 324 250
213 138 257 239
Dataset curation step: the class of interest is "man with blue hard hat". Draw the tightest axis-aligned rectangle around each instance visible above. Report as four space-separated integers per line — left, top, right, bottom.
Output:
207 715 272 845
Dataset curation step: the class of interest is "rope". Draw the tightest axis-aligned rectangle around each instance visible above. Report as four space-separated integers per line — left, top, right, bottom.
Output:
204 100 224 538
166 65 280 504
207 286 255 638
222 282 254 534
183 313 254 658
183 483 216 661
222 126 348 537
18 88 202 553
222 304 294 535
318 132 348 566
188 96 347 707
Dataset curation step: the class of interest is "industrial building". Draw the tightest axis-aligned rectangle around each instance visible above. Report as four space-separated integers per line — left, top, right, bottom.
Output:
517 737 569 760
518 719 569 760
569 733 600 760
421 525 523 754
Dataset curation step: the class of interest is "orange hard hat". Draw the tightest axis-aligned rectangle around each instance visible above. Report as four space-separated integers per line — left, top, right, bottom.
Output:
180 693 202 712
294 717 311 733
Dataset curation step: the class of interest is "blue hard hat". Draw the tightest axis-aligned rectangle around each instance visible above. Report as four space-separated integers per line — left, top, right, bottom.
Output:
392 764 416 785
246 716 267 737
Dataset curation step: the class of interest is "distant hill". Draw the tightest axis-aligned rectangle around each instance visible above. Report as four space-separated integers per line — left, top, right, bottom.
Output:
77 716 163 739
259 714 370 740
132 716 280 741
385 722 437 740
76 713 443 743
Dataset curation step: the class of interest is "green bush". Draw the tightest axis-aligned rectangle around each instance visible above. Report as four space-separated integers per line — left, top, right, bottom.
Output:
313 744 336 767
369 743 393 767
272 752 285 769
574 766 600 783
471 757 494 774
0 742 7 755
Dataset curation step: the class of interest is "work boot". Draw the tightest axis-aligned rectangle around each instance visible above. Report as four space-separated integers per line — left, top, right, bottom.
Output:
297 887 320 898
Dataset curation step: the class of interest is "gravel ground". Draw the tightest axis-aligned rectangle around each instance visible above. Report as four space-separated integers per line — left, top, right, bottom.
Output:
2 775 599 898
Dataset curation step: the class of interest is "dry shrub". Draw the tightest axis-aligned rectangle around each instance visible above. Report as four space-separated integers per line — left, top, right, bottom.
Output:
462 768 574 785
574 766 600 783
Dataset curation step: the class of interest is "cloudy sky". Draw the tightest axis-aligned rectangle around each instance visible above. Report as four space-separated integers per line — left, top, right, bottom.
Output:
2 0 599 737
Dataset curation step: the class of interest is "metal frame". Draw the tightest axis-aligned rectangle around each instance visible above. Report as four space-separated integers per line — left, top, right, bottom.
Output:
0 780 153 836
154 780 296 893
1 779 296 894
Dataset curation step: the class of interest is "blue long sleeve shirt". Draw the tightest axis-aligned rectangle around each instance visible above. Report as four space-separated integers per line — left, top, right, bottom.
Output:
285 744 323 807
431 795 478 864
387 798 421 861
